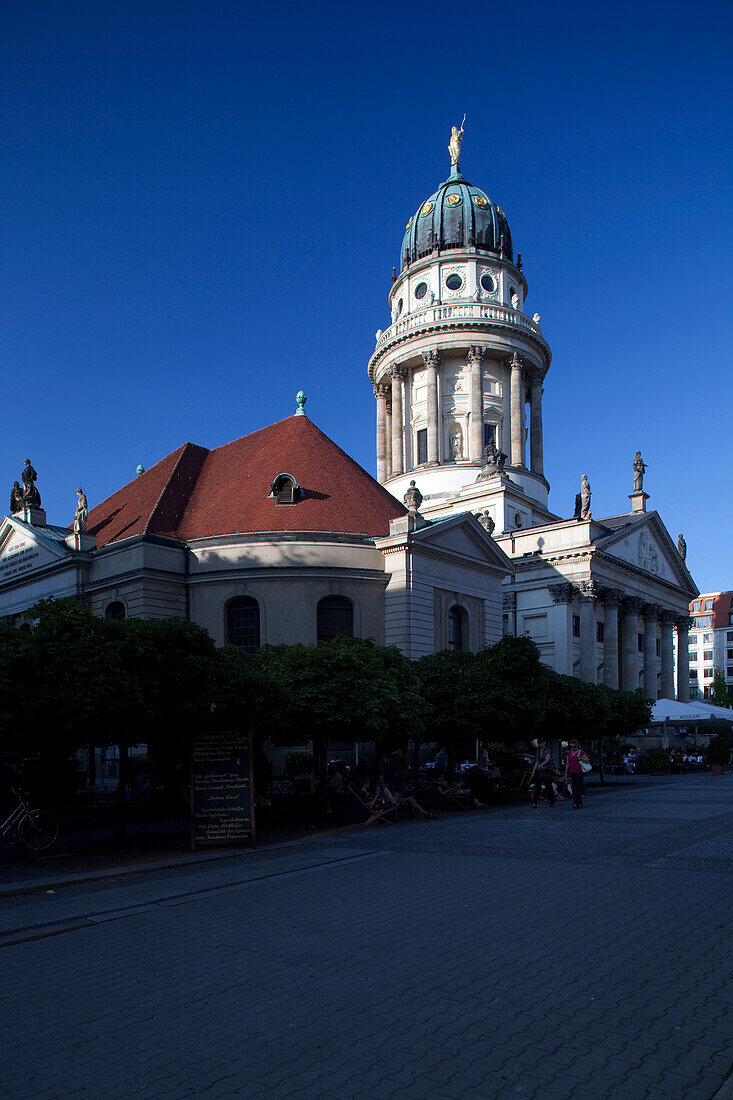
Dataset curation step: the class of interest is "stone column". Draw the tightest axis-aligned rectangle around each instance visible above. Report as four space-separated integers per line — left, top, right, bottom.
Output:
510 352 525 467
621 597 643 691
676 615 692 702
385 393 391 479
423 350 440 465
578 581 597 683
468 346 485 463
602 589 620 690
374 382 389 483
530 371 544 476
659 611 676 699
390 365 405 476
643 604 661 700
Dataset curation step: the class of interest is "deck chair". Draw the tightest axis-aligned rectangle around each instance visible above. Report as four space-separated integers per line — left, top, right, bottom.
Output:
348 783 400 825
499 769 531 805
428 777 474 811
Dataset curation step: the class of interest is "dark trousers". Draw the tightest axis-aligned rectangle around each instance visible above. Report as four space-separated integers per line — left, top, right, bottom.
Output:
570 772 585 807
531 771 555 806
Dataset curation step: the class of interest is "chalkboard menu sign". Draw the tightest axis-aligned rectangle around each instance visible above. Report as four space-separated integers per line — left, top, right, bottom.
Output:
191 731 255 850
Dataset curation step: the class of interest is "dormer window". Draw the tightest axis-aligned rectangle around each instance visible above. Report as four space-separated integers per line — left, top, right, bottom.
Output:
270 473 301 505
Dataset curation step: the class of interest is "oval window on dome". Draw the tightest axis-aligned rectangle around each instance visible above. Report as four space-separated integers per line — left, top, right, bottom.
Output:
420 201 434 217
480 273 495 293
445 274 463 291
397 298 404 316
473 195 488 208
446 193 461 207
414 282 428 300
405 216 413 230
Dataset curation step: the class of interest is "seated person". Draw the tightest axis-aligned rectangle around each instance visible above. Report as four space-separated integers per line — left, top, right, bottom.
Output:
372 772 435 819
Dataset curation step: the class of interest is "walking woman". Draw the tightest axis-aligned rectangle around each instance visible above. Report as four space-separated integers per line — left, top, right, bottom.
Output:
565 739 590 809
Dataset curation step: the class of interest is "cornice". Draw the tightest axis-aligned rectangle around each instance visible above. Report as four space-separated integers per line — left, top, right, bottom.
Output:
368 317 550 380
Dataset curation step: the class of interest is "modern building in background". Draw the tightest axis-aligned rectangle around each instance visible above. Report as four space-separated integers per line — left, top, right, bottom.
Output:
677 591 733 700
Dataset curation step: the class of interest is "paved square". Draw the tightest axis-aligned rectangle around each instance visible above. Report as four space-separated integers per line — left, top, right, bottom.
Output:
3 775 732 1098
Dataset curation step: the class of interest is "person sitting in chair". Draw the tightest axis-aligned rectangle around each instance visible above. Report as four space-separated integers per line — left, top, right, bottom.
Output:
372 772 436 819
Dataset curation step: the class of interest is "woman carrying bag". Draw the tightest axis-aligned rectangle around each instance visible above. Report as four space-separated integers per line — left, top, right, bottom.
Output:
565 739 591 809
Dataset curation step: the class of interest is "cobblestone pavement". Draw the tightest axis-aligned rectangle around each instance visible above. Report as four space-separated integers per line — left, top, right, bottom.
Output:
3 775 732 1099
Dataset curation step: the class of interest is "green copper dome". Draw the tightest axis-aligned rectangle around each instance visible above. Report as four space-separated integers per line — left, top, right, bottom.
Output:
401 167 513 272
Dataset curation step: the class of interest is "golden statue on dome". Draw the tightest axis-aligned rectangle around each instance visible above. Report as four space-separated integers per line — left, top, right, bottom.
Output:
448 115 466 167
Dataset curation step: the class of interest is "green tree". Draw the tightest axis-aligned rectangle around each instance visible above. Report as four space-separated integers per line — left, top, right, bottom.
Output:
711 668 728 707
257 637 426 809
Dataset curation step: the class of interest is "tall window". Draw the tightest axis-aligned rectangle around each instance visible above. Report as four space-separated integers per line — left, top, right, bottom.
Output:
572 615 580 638
105 601 126 621
317 596 353 643
448 606 467 651
416 428 427 465
227 597 261 653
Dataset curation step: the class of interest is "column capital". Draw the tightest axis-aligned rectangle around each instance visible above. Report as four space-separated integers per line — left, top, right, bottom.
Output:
390 363 407 381
600 587 623 608
509 351 523 371
623 596 644 615
422 349 440 369
549 583 574 604
660 609 677 627
642 603 662 622
676 615 694 632
577 580 599 601
503 591 517 611
374 381 391 400
467 345 486 366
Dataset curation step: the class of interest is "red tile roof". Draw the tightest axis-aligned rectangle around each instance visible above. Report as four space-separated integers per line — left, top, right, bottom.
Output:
86 416 406 548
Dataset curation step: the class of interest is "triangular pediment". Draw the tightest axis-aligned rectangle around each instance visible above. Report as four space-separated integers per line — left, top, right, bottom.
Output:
595 512 697 595
0 517 71 584
410 512 513 574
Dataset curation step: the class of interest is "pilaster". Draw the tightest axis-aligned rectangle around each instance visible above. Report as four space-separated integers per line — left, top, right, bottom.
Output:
422 350 440 466
642 603 661 700
621 596 643 691
529 370 544 476
602 588 621 690
577 581 598 684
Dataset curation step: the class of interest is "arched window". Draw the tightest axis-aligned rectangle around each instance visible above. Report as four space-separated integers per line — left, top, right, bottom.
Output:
227 597 261 653
105 601 126 621
448 606 467 651
317 596 353 643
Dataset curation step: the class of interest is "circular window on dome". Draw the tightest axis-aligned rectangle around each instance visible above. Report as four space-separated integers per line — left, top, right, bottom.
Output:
405 216 413 230
420 201 434 217
446 193 462 207
480 273 495 293
414 282 428 300
445 274 463 291
473 195 488 208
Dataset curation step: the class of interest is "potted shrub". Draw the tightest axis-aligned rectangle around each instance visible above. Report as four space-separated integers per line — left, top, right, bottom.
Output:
640 749 671 775
704 736 730 776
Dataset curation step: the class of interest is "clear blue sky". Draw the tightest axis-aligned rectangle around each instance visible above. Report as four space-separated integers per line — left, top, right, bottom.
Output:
2 0 731 591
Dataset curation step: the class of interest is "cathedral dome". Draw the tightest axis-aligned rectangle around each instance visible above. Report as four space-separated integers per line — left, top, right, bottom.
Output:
400 168 513 272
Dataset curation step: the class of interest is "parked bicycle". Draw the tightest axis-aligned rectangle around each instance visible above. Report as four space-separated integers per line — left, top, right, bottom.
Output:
0 788 58 853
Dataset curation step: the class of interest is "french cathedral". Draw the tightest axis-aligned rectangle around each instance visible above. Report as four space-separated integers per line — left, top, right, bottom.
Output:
0 128 698 700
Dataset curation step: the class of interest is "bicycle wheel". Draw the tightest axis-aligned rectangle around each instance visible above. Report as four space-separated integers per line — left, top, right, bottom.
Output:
19 810 58 852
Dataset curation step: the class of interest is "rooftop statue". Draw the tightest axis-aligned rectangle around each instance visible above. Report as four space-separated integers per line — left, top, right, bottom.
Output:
73 488 88 534
633 450 647 493
9 481 22 514
580 474 591 519
677 533 687 562
21 459 41 508
448 115 466 167
477 438 507 479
